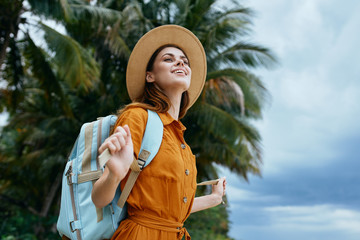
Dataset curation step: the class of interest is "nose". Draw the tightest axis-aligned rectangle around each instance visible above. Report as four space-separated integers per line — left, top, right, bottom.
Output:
175 58 185 66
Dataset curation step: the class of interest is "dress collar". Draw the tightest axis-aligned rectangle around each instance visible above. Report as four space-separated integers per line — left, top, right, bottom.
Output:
158 111 186 131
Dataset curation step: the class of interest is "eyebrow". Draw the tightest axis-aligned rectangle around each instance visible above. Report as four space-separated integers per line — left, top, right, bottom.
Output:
161 53 188 60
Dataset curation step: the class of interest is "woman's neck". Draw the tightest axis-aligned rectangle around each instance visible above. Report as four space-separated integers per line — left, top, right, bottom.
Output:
167 93 182 121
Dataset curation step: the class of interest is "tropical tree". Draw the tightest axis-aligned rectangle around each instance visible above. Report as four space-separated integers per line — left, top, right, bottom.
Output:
0 0 276 239
0 0 125 238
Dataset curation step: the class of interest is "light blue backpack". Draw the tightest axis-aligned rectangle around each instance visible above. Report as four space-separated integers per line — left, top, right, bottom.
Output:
57 110 163 239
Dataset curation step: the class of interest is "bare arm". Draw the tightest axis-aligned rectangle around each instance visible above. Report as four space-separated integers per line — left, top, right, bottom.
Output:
190 177 227 213
91 125 134 208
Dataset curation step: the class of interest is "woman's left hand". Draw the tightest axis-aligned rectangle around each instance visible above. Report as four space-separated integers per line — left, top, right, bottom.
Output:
191 177 228 213
211 177 227 205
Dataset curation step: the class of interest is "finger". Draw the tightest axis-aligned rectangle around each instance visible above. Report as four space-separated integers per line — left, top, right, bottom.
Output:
107 142 117 155
99 138 113 154
98 144 106 154
217 177 225 185
114 126 123 133
117 135 126 148
123 125 132 144
114 126 127 136
110 137 121 151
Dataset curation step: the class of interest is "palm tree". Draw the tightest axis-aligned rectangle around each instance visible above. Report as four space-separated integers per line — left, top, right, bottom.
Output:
0 0 127 237
0 0 276 238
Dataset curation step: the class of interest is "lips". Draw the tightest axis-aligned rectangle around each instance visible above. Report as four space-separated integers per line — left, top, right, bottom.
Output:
172 68 187 75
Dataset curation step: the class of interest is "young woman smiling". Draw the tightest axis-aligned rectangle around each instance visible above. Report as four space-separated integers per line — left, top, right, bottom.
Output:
91 25 227 240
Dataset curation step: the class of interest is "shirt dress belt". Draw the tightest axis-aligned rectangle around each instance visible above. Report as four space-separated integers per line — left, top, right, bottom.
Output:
128 210 191 240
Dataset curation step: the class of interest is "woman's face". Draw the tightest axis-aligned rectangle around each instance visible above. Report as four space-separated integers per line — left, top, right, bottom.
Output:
146 47 191 95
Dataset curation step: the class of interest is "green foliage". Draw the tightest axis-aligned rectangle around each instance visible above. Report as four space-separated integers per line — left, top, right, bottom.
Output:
185 205 234 240
0 208 58 239
0 0 276 238
185 185 233 240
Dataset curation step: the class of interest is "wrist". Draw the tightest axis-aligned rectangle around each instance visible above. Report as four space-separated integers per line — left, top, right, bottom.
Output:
211 193 223 206
107 170 122 185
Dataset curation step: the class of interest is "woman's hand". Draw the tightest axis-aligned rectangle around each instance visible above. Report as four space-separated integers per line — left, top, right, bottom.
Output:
190 177 227 213
98 125 134 180
92 125 133 208
211 177 227 205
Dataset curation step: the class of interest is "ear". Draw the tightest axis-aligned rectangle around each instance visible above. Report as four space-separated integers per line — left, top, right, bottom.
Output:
146 72 155 83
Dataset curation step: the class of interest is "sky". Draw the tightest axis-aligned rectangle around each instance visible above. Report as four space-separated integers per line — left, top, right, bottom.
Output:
224 0 360 239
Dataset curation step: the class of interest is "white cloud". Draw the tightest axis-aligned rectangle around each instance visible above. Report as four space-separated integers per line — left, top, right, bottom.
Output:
229 204 360 240
244 0 360 175
264 204 360 233
227 185 279 203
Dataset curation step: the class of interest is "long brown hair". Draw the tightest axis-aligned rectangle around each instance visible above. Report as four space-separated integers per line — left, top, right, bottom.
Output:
118 44 190 119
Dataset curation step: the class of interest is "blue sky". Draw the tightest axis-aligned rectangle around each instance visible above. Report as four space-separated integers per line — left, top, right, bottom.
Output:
224 0 360 239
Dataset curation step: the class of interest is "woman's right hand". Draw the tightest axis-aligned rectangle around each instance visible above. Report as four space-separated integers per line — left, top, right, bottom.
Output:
98 125 134 180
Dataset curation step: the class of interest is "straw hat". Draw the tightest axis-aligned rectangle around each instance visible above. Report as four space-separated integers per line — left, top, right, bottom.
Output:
126 25 207 109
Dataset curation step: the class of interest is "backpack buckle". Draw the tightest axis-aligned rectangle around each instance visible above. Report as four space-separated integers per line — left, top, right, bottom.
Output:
137 150 150 170
69 220 81 232
70 221 76 232
65 165 73 185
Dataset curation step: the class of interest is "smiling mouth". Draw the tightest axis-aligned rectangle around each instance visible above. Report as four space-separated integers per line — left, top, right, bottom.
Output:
173 69 187 75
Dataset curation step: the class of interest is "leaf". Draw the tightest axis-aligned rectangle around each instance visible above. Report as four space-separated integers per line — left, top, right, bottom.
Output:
207 68 270 119
60 0 74 22
213 42 278 69
104 19 131 58
22 34 73 116
40 22 100 92
70 3 123 23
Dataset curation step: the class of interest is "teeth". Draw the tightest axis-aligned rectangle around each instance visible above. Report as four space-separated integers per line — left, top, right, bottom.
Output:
175 70 184 74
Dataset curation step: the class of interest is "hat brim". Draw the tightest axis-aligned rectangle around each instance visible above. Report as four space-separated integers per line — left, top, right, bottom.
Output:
126 25 207 110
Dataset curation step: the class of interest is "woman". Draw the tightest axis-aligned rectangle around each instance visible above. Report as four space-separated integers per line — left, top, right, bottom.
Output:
92 25 227 240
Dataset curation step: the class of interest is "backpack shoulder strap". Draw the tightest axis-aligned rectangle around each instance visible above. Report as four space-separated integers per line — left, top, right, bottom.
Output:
116 109 163 208
139 109 163 168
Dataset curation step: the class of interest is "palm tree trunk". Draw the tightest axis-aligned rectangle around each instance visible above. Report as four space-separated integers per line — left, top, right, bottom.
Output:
40 172 62 217
34 172 62 235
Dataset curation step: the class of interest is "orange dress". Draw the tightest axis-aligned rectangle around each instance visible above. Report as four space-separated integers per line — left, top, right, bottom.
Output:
110 107 197 240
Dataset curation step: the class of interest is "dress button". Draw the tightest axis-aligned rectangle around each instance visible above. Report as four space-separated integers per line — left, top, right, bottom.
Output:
183 197 187 203
185 169 190 176
180 143 186 149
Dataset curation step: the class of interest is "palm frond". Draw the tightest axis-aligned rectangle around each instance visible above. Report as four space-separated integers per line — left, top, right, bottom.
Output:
70 4 123 24
104 19 131 58
60 0 74 22
207 68 270 119
172 0 191 25
184 0 215 30
40 23 100 92
200 17 249 55
212 42 278 69
203 78 245 116
188 102 261 152
188 103 242 145
185 102 262 179
27 0 65 21
22 34 73 116
214 7 253 23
